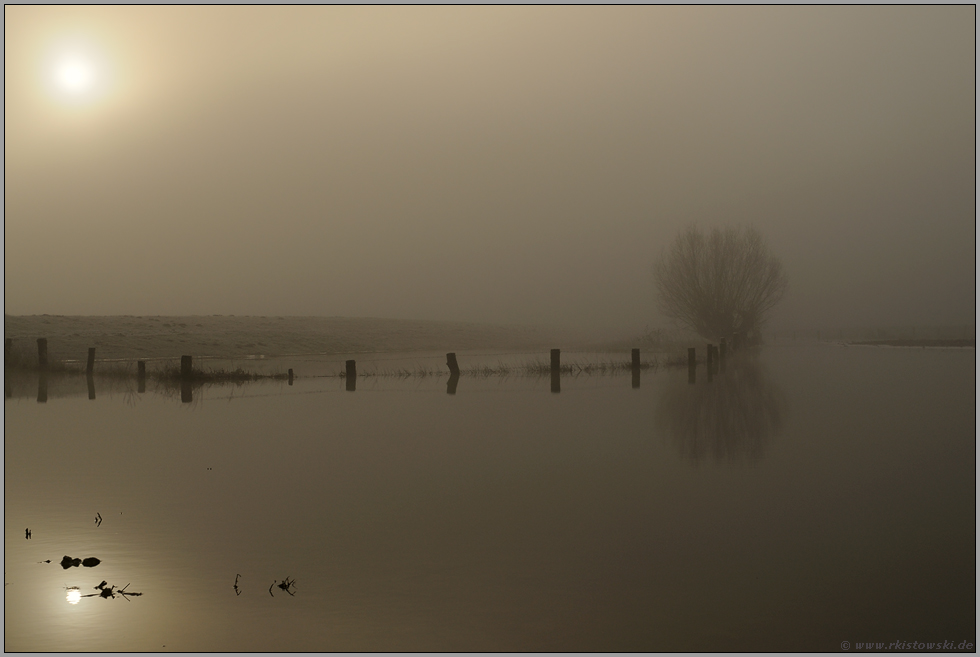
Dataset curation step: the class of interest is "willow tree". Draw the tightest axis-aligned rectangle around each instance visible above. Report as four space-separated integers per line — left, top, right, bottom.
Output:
654 226 787 340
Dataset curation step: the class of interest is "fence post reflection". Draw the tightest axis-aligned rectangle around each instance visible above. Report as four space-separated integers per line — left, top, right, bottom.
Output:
37 372 48 403
631 348 640 389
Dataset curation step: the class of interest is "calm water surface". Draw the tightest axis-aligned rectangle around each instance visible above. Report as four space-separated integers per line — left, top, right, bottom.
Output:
4 345 975 651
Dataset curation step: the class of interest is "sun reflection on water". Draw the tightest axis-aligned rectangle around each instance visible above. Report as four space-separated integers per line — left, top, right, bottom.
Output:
66 587 82 605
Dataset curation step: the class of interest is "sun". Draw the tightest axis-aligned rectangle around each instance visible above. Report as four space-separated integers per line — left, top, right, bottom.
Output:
43 38 114 107
56 58 95 93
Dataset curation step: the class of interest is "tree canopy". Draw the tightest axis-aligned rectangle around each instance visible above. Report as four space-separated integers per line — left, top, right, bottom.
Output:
655 226 787 340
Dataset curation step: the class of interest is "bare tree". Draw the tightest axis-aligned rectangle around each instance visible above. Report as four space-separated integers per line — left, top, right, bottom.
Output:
655 226 787 341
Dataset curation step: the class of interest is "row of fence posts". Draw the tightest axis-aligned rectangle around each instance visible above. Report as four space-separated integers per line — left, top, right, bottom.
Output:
8 341 269 404
9 334 736 403
339 348 645 395
3 338 152 403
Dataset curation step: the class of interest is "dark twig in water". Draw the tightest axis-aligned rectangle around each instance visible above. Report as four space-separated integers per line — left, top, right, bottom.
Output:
234 573 242 596
269 576 296 597
71 581 143 601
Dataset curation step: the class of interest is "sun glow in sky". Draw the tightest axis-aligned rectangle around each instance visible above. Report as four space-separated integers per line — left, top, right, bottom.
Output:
42 37 114 106
55 57 94 92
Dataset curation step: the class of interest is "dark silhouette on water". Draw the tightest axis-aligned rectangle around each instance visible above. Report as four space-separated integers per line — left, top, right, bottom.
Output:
269 577 296 597
655 354 786 464
69 581 142 601
25 528 31 540
60 556 101 569
87 373 96 400
181 380 193 403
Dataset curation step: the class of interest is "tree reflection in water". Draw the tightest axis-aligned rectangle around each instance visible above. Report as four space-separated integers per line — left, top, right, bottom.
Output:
654 355 786 464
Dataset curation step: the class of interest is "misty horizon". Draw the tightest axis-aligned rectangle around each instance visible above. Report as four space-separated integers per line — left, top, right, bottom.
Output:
5 6 975 334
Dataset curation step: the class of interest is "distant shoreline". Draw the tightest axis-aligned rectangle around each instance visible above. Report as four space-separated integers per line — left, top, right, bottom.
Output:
847 338 974 349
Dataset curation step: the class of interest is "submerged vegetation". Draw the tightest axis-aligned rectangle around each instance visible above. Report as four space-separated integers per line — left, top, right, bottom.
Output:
156 363 289 383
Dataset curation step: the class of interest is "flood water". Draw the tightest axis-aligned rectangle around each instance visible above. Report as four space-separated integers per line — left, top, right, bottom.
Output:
4 344 975 651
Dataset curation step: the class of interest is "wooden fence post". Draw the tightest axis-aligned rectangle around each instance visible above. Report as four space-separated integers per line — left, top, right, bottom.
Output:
550 349 560 393
180 355 192 380
288 368 294 385
86 348 96 375
87 374 96 400
346 360 356 392
37 338 48 368
446 353 460 376
447 372 460 395
137 361 146 393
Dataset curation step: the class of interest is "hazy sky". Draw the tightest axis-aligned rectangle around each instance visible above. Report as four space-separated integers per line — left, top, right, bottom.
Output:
4 6 975 333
